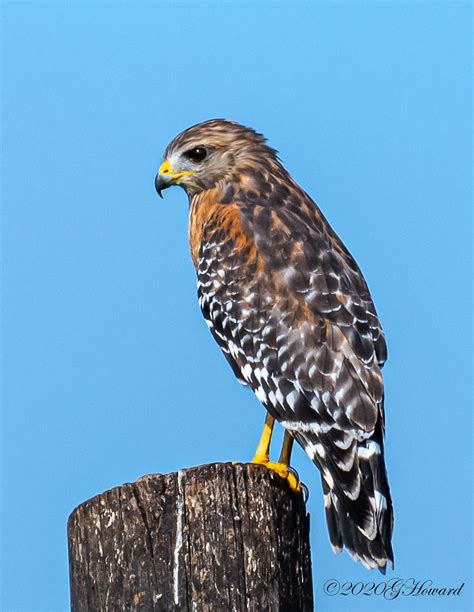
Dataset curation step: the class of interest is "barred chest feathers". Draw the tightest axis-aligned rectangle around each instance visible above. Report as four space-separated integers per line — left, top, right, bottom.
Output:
188 188 273 389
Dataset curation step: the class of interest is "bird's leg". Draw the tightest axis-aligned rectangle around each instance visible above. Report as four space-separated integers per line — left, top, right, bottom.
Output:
250 414 301 494
251 412 275 463
275 430 301 493
278 429 295 465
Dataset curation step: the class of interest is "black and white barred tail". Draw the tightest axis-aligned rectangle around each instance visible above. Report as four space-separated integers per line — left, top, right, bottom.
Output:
294 422 394 572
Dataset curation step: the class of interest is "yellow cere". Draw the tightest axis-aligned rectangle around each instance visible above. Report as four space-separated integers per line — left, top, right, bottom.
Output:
159 159 195 180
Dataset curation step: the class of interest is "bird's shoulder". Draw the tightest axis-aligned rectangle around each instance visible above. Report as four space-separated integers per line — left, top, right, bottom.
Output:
233 175 388 369
189 176 386 368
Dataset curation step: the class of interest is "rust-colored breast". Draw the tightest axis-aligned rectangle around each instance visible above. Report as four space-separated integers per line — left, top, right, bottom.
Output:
188 188 258 270
188 189 218 268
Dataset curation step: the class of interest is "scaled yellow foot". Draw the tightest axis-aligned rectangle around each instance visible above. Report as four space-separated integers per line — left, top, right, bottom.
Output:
250 456 302 494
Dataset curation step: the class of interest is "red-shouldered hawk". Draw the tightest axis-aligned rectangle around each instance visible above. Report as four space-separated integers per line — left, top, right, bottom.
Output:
155 119 394 572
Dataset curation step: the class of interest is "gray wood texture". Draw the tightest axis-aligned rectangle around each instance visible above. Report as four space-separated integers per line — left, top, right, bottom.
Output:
68 462 313 611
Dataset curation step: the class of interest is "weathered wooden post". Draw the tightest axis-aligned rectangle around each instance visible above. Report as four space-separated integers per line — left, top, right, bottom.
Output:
68 462 313 611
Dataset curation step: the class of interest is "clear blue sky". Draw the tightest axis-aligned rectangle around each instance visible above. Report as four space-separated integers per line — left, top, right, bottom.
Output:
1 2 472 611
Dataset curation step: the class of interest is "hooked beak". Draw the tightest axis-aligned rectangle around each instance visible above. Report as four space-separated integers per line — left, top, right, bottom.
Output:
155 159 194 198
155 173 169 199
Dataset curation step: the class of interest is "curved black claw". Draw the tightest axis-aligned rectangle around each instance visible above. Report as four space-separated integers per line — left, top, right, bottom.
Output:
300 481 310 503
286 466 309 500
287 465 300 481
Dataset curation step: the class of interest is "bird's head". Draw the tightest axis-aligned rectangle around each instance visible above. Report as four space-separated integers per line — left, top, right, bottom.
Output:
155 119 279 198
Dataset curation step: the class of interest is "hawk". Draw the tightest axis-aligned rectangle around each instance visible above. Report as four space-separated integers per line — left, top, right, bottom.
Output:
155 119 394 571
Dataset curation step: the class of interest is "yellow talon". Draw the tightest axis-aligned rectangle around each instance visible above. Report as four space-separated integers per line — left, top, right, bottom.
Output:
248 413 302 494
251 458 302 493
232 413 305 495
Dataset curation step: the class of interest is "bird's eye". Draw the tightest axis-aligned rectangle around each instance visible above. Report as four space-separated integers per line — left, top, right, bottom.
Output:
184 146 207 163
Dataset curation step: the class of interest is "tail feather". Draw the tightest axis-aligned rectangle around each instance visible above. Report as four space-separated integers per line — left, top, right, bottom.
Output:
322 479 343 553
328 484 393 571
295 421 394 572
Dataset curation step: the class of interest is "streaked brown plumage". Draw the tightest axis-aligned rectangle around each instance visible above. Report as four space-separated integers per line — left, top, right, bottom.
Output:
156 119 394 571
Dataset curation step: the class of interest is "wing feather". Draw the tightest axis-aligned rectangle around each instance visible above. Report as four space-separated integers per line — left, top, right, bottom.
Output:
194 179 393 569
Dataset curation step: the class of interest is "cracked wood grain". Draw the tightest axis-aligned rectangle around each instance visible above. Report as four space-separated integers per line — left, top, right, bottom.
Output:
68 463 313 611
